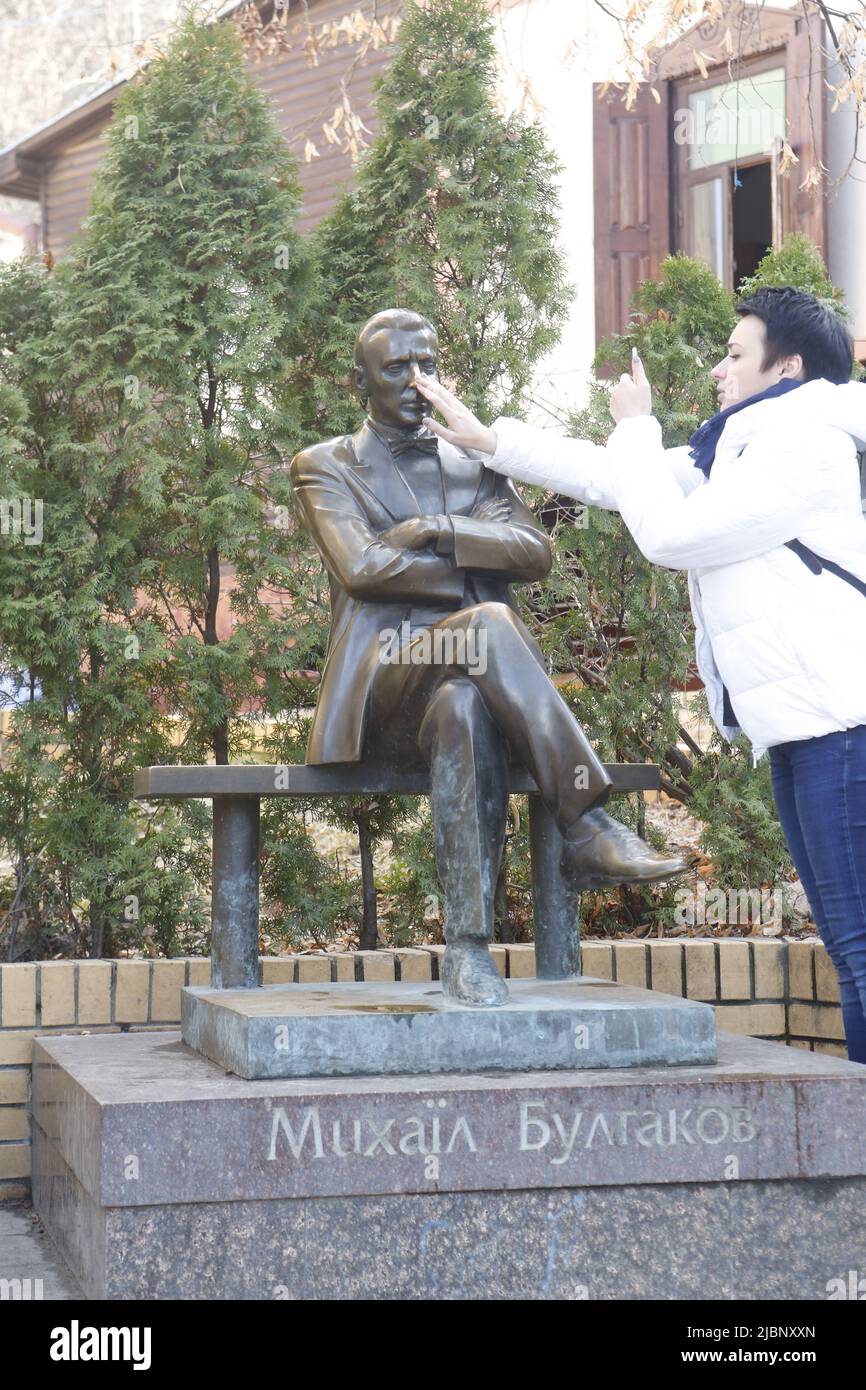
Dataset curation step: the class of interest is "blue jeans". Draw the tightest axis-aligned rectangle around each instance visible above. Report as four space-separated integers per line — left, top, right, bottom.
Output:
769 724 866 1064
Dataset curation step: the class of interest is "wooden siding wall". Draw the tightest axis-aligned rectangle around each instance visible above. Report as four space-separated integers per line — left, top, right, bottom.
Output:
43 126 107 256
251 0 401 233
42 0 402 257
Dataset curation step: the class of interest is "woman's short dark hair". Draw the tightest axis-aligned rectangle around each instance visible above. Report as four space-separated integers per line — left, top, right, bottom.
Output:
736 286 853 384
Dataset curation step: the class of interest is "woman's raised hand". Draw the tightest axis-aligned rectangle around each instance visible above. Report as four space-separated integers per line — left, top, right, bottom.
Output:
413 373 498 455
609 348 653 423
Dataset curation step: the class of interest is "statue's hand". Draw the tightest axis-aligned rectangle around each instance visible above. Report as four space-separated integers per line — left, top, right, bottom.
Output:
412 373 498 454
380 516 440 550
471 497 511 522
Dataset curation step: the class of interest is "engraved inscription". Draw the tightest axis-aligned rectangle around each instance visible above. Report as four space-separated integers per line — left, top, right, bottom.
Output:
264 1099 757 1168
267 1105 478 1162
519 1101 756 1164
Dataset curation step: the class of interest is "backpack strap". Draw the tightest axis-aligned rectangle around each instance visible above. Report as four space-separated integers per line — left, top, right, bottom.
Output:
786 539 866 600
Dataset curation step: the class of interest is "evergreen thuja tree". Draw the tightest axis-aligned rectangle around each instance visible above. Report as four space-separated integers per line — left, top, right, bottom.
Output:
736 232 852 314
294 0 571 438
0 255 211 960
50 11 314 768
0 13 344 960
49 12 336 952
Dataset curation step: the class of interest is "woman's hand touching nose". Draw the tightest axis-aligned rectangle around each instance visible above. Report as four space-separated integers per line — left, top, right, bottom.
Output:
412 373 498 454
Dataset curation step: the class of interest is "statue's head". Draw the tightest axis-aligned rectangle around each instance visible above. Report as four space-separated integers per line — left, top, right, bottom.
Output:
353 308 438 431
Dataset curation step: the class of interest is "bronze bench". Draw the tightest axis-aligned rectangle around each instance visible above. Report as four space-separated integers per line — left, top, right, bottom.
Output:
133 762 660 988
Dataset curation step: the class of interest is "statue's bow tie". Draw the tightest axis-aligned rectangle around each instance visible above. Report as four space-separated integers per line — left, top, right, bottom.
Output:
388 430 440 458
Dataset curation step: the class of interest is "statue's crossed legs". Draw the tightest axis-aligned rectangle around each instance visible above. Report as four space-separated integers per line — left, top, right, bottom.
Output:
366 601 682 1005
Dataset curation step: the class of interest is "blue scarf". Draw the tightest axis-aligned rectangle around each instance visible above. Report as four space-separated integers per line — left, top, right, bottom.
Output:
689 379 803 478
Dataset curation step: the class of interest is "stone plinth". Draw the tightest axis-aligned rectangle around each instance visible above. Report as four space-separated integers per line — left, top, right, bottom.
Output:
180 977 717 1078
31 1030 866 1300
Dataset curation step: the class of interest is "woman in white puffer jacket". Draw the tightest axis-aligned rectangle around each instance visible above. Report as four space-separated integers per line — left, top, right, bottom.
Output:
415 287 866 1064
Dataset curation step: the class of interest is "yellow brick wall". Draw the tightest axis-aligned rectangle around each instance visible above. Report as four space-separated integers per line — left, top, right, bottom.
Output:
0 939 846 1199
579 938 842 1050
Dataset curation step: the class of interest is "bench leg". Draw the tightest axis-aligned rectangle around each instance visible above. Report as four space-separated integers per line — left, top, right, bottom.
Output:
211 796 260 989
529 794 580 980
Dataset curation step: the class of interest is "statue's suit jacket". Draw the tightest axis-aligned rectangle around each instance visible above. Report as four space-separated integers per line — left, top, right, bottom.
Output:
290 420 553 763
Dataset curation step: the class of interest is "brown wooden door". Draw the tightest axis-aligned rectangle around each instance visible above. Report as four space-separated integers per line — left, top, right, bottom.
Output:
593 82 671 348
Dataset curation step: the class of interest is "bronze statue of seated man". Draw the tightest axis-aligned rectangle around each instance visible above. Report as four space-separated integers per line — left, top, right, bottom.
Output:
290 309 684 1007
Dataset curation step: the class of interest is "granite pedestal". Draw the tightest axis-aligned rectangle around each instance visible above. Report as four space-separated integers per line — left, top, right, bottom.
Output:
181 978 717 1078
31 1029 866 1300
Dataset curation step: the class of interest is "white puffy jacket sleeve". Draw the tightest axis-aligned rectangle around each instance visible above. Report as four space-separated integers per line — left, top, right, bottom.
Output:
487 415 702 510
603 414 819 570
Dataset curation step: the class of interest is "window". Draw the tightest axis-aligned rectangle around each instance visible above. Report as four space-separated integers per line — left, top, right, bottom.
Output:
592 4 826 344
675 59 787 290
684 67 786 170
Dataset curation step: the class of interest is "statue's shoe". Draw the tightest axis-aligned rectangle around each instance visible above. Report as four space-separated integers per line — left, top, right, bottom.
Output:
441 940 508 1008
561 808 688 888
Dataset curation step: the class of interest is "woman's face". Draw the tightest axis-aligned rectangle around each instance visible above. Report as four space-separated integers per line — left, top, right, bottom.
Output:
711 313 803 411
